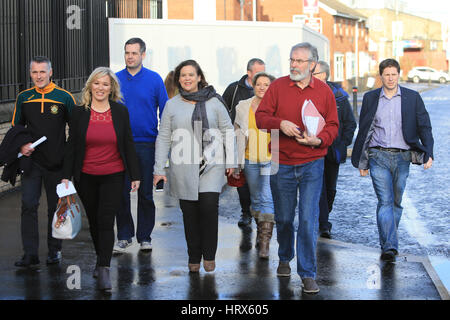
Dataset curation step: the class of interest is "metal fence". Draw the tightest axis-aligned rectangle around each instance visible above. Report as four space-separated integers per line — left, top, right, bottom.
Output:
0 0 162 105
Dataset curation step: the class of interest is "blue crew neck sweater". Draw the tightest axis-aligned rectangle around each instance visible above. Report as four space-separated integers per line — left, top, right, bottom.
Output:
116 67 168 143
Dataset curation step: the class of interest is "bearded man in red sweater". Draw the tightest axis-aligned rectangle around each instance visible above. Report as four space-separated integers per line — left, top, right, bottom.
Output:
255 42 339 294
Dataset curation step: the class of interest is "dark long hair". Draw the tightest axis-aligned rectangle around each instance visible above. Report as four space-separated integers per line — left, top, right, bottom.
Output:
174 59 208 91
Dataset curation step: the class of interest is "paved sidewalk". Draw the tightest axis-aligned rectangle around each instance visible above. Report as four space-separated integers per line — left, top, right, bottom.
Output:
0 189 447 300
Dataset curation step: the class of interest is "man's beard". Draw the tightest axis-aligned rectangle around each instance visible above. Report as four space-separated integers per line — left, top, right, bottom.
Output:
289 67 309 81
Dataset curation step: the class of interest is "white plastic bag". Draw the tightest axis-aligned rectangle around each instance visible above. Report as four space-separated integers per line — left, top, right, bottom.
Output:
52 195 82 240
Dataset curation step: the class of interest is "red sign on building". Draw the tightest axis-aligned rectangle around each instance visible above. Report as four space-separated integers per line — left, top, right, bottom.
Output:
303 0 319 15
304 17 322 33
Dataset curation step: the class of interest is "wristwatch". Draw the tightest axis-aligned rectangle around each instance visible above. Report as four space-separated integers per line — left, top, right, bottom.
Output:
317 138 322 147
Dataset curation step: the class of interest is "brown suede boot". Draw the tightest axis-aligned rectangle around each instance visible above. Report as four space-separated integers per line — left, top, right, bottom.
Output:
251 209 261 248
258 221 274 259
255 221 262 248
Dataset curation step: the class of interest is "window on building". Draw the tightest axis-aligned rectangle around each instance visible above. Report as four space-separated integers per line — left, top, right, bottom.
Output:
334 53 345 82
430 41 437 51
368 15 384 32
346 52 356 79
359 51 370 77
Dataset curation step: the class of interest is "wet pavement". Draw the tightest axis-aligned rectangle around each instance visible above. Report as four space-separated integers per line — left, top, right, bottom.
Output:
0 82 448 303
0 188 447 301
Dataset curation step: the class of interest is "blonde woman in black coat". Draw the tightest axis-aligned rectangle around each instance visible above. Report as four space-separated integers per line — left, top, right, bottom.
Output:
62 67 140 293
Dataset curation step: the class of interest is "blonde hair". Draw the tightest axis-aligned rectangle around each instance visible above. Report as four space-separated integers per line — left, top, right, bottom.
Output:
81 67 122 108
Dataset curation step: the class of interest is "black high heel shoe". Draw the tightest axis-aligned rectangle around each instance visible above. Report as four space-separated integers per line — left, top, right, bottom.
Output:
97 266 112 292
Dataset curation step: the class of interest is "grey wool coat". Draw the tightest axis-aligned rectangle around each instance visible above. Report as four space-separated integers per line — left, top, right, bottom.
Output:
154 94 237 201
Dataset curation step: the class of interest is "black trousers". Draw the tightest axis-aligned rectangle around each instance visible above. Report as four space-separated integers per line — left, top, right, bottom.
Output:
75 171 124 267
21 161 63 256
179 192 220 264
319 159 340 231
237 182 251 216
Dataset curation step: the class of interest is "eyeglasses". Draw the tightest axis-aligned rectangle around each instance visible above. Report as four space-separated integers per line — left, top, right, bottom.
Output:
289 58 310 65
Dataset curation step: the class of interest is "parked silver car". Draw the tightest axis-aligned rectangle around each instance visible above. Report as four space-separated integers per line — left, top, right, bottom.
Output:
407 67 450 84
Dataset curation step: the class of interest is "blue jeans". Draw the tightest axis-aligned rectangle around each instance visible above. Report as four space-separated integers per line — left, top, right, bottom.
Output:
116 142 156 243
270 159 324 279
369 148 410 253
244 159 274 216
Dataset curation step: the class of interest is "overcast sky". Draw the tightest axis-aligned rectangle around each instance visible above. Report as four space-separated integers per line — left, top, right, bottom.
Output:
404 0 450 23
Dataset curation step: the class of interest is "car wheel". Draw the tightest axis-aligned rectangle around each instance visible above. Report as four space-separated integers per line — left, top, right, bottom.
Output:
413 76 420 83
439 77 447 84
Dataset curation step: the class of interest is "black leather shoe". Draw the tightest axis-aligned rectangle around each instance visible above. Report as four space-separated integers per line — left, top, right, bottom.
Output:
14 255 40 268
380 250 396 262
320 229 331 239
238 214 252 228
93 265 99 278
46 251 62 265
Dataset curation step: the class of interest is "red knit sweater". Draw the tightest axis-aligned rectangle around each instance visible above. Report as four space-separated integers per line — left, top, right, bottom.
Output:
255 76 339 165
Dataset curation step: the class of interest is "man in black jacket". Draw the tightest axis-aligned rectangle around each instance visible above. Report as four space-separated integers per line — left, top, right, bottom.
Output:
222 58 265 227
313 61 357 238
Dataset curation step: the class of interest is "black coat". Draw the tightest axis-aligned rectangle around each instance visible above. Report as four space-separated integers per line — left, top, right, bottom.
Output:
325 82 357 164
0 124 33 185
222 75 254 123
63 101 140 182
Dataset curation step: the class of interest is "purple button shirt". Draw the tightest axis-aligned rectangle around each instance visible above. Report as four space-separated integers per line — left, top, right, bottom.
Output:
369 87 410 150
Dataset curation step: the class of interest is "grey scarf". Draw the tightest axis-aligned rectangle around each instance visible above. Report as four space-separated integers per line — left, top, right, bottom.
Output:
179 85 227 175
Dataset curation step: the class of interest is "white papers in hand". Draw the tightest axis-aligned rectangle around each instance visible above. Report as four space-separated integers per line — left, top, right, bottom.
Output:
18 136 47 158
301 100 325 136
304 116 319 136
57 181 77 197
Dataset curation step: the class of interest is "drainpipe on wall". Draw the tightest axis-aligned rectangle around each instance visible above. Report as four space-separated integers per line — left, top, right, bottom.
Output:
240 0 244 21
355 18 359 87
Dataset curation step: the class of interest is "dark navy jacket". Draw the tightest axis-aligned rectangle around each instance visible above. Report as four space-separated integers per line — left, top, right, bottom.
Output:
326 82 357 164
351 86 434 169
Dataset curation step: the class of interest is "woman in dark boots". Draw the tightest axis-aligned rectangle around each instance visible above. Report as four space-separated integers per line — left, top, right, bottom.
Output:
234 72 276 259
62 67 140 292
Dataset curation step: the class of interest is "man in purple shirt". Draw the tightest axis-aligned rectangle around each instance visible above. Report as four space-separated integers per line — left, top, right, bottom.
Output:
352 59 433 263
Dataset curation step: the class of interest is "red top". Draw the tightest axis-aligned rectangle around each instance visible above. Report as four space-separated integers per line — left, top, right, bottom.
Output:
255 76 339 165
82 109 125 175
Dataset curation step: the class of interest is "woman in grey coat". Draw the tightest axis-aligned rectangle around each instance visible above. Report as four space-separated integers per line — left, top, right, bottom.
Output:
153 60 237 273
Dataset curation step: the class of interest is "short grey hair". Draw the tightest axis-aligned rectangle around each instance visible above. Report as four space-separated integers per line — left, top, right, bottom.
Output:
290 42 319 62
247 58 265 71
317 61 330 80
30 56 52 71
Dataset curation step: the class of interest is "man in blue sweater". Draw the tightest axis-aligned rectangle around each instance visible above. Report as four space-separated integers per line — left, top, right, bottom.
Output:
114 38 168 253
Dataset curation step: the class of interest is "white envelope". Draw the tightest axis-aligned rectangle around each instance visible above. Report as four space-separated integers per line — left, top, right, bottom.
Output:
56 181 77 197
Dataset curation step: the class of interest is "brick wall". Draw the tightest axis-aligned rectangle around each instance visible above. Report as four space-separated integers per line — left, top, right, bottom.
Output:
216 0 304 22
168 0 193 19
258 0 303 22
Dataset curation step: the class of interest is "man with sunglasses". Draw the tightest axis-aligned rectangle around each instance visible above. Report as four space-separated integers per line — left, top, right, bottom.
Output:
255 43 339 293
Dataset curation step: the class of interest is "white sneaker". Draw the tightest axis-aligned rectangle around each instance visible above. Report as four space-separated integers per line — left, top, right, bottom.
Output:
113 240 132 253
140 241 152 252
